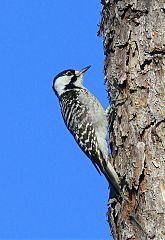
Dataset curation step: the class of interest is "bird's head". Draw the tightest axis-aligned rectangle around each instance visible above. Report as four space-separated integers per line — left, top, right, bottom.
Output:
52 65 91 97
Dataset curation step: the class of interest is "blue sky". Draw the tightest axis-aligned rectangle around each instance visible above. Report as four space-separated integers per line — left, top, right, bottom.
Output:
0 1 111 239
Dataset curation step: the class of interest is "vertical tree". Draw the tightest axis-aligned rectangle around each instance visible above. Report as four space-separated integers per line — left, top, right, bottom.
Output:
99 0 165 239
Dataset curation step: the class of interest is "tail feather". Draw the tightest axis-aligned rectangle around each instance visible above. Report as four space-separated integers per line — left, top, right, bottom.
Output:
102 159 121 196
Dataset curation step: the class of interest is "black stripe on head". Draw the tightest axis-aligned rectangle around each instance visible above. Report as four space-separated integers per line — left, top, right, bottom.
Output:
52 68 81 93
64 74 80 90
53 69 75 83
52 69 76 94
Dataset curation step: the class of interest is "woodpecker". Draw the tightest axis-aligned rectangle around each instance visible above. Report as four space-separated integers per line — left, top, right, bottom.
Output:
52 66 120 195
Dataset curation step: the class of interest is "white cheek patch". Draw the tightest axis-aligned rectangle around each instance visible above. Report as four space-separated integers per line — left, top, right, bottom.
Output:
54 74 84 96
54 76 70 96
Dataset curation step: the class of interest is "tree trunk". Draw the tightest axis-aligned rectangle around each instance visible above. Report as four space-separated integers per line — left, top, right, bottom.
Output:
99 0 165 239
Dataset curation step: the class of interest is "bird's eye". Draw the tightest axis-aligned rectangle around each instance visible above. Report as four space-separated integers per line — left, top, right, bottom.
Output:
66 71 72 76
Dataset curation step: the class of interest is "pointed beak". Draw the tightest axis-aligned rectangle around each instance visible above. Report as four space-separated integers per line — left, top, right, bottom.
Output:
76 65 91 76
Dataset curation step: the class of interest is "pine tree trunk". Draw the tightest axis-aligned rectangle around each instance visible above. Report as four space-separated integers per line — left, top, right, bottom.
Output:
99 1 165 239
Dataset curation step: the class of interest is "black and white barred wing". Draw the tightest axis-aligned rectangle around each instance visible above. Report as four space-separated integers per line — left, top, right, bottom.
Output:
59 90 103 175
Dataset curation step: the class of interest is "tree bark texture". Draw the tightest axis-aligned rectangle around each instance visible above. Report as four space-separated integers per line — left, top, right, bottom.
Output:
99 0 165 239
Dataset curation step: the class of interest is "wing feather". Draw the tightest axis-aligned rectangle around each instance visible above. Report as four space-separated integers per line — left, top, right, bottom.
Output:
60 90 104 175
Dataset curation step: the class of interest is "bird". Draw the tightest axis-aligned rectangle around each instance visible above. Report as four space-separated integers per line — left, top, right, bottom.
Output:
52 65 120 195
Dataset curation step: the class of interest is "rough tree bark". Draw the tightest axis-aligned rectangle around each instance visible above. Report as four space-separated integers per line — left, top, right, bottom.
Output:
99 0 165 239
